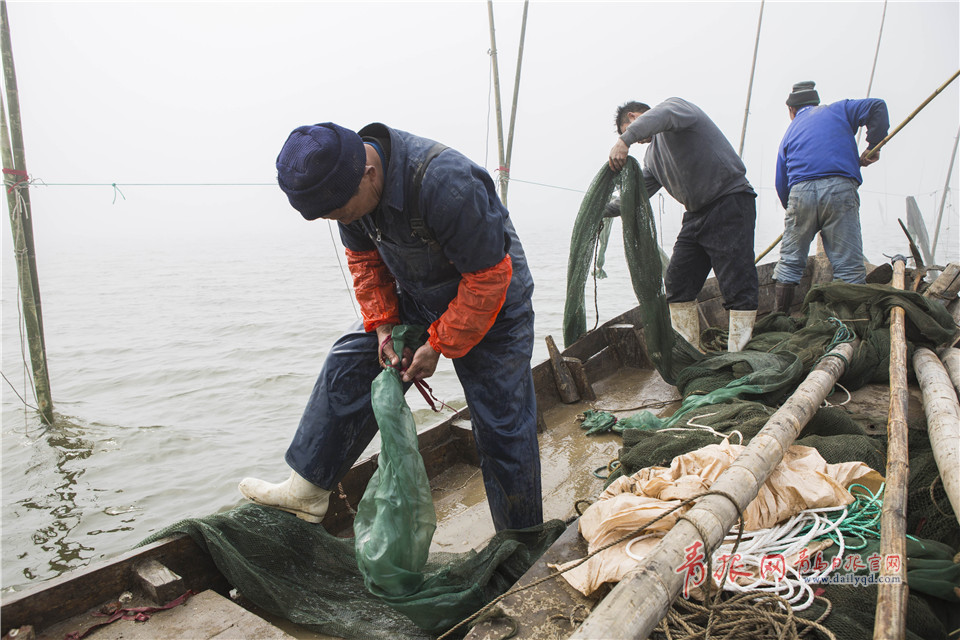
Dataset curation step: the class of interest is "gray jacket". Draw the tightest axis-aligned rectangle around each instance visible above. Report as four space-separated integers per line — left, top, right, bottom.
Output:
620 97 754 212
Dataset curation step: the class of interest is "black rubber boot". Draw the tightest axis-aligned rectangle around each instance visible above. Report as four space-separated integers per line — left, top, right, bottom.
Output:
774 282 797 314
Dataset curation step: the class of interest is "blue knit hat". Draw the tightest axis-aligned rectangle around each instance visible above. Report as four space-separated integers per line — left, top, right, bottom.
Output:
276 123 366 220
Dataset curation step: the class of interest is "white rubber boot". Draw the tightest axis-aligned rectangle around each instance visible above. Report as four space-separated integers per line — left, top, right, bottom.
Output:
238 470 332 523
669 301 702 351
728 309 757 352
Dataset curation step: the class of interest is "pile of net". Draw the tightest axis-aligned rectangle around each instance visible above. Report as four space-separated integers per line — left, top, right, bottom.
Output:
564 161 960 639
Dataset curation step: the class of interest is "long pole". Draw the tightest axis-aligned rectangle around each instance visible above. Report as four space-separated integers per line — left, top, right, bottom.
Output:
571 339 857 639
486 0 507 203
864 69 960 160
857 0 887 146
500 0 529 206
1 0 53 424
930 125 959 263
873 258 910 640
737 0 764 158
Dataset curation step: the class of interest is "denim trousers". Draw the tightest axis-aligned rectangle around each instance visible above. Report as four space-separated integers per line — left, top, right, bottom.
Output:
774 176 866 285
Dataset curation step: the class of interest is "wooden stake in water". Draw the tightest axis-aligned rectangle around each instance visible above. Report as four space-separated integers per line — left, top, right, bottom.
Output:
1 0 54 424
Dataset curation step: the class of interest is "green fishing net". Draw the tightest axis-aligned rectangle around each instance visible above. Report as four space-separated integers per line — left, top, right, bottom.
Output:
140 324 566 638
562 159 701 384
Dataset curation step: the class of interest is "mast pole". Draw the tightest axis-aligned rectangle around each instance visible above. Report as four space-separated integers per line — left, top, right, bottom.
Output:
500 0 529 206
930 125 959 263
857 0 887 145
737 0 763 158
1 0 54 424
486 0 507 203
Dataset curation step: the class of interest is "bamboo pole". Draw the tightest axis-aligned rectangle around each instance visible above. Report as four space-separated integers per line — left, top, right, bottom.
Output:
857 0 887 146
1 0 53 424
737 0 763 158
913 347 960 525
931 126 959 263
500 0 528 207
864 69 960 160
873 258 909 640
570 338 858 640
486 0 507 203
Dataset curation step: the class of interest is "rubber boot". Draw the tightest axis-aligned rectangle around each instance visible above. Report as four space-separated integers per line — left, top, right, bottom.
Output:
238 469 332 523
728 309 757 352
669 301 702 351
774 282 797 314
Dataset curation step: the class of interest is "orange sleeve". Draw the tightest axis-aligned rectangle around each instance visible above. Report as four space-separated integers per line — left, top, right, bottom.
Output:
427 254 512 358
345 248 400 332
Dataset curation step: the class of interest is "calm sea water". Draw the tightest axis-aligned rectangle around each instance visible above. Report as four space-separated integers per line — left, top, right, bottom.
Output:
2 190 956 593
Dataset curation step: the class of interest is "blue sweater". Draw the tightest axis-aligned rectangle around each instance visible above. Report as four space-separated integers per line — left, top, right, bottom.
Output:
775 99 889 208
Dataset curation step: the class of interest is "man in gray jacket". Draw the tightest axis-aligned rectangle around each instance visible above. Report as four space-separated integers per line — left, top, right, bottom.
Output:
609 97 759 352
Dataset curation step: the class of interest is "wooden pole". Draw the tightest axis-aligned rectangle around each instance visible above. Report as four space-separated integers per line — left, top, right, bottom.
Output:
754 232 782 264
1 0 53 424
737 0 763 158
570 338 857 640
499 0 528 207
486 0 507 203
857 0 887 146
913 347 960 525
864 69 960 160
873 258 909 640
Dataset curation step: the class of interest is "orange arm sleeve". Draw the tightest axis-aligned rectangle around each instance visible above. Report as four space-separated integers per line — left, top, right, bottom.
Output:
428 254 512 358
345 248 400 332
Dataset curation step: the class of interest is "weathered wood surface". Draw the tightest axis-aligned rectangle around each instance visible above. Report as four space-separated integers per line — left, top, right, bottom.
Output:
547 334 580 403
914 347 960 525
1 535 227 637
35 590 296 640
924 263 960 301
464 521 603 640
940 347 960 397
569 339 857 640
874 259 910 640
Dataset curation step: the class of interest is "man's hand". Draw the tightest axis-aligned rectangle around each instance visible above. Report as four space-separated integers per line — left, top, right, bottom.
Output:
402 343 441 382
376 323 412 369
860 148 880 167
609 138 629 172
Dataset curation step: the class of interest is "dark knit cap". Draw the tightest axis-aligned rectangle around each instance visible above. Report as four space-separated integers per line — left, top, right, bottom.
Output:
276 123 366 220
786 81 820 107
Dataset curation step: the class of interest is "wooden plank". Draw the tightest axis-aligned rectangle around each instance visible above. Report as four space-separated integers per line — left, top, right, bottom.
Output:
36 590 296 640
582 346 621 383
547 335 581 404
924 263 960 301
1 536 227 637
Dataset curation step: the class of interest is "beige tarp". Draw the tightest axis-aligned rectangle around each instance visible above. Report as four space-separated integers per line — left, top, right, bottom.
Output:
554 441 884 595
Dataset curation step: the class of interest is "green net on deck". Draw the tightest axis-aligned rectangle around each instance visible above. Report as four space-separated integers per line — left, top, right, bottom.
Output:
564 162 958 639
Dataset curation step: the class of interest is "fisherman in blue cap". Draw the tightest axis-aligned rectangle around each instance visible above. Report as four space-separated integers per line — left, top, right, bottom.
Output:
239 122 543 532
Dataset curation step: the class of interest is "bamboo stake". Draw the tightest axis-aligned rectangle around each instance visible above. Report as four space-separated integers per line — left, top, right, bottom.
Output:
913 347 960 525
486 0 507 203
570 338 858 640
737 0 764 158
500 0 528 207
873 258 909 640
931 126 959 263
1 0 53 424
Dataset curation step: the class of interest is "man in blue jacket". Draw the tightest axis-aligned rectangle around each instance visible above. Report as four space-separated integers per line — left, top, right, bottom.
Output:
774 81 889 312
239 122 542 532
